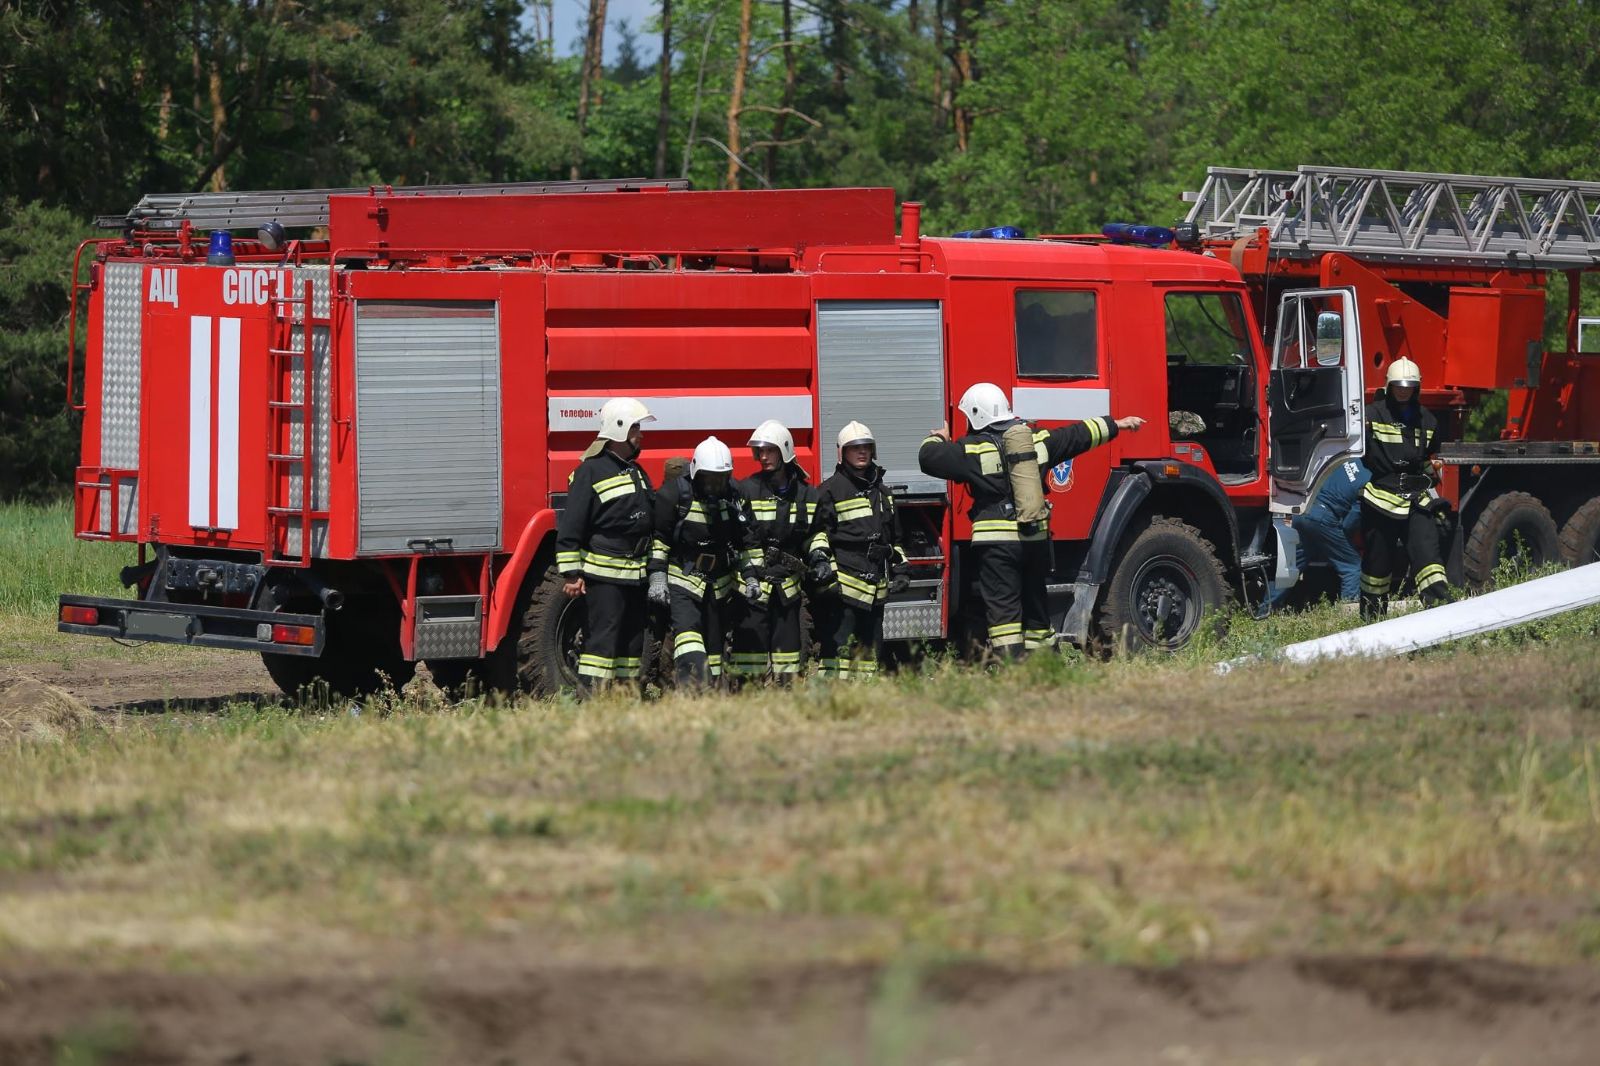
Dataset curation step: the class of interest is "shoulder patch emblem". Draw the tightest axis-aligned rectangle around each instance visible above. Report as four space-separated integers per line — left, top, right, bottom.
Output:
1049 459 1074 493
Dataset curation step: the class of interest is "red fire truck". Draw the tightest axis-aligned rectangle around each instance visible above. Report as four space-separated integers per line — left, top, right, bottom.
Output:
1182 165 1600 592
55 167 1600 693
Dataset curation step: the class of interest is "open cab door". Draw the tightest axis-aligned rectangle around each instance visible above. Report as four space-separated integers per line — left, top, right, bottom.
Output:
1267 288 1365 588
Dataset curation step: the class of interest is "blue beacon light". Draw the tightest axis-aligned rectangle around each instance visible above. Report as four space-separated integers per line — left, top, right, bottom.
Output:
952 225 1026 240
206 230 236 266
1101 222 1175 247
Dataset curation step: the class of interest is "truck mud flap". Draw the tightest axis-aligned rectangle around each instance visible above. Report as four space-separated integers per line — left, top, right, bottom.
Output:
56 594 325 656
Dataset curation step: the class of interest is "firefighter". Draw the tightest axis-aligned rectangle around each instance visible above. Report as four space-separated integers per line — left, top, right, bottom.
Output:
919 382 1144 658
556 397 657 697
1358 358 1455 619
728 420 816 684
650 436 763 688
807 421 908 680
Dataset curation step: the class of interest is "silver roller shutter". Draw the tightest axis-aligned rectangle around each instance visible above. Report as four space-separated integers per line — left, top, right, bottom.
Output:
816 301 946 494
355 301 502 553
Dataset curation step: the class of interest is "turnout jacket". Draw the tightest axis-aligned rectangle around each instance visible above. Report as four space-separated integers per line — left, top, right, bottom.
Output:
734 464 817 604
557 448 656 585
808 462 905 607
917 416 1119 542
1360 395 1440 517
650 477 762 600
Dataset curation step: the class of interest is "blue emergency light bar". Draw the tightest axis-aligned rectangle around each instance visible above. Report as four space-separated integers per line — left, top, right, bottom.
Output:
1102 222 1175 247
952 225 1026 240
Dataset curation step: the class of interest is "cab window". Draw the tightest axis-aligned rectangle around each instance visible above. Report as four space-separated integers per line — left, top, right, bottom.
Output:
1015 290 1097 378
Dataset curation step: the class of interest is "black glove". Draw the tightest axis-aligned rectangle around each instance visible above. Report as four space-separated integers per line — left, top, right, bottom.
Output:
888 564 911 594
808 552 833 585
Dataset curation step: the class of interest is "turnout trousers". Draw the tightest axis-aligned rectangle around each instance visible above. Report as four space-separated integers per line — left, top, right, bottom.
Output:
1358 501 1451 620
578 579 646 696
669 584 726 688
814 595 883 681
973 538 1054 658
727 593 804 682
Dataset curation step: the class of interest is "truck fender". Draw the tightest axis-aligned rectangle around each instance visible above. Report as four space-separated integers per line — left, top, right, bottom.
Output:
1059 470 1152 647
486 508 557 652
1128 460 1242 564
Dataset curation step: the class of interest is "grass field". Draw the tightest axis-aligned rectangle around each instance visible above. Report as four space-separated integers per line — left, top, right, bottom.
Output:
4 501 1600 1062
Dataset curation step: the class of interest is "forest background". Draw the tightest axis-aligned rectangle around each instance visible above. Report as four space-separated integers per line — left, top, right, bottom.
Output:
4 0 1600 499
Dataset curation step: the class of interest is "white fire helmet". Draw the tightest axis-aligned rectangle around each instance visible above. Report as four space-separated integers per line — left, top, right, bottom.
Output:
597 397 655 442
1385 358 1422 389
748 420 796 465
957 381 1014 430
836 421 875 458
690 435 735 476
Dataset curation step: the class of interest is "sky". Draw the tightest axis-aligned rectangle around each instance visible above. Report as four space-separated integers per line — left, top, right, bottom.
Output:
549 0 661 63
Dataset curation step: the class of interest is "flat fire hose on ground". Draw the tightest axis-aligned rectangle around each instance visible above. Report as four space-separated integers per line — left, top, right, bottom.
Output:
1217 562 1600 674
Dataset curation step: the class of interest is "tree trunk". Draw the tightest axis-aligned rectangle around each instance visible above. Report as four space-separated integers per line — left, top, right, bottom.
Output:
724 0 753 189
951 0 977 152
654 0 672 179
207 55 227 191
764 0 795 184
572 0 610 179
933 0 947 131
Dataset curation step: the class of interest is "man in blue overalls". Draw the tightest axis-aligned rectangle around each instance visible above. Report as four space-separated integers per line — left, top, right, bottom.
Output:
1271 457 1370 608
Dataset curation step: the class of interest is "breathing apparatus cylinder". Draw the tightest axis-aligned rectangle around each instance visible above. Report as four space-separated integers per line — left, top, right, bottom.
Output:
1001 422 1049 526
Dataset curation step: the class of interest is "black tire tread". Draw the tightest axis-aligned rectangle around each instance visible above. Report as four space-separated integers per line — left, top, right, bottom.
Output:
1463 490 1560 588
1096 516 1230 653
1558 496 1600 568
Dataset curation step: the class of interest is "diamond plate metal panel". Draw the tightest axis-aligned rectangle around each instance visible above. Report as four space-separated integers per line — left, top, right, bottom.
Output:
99 263 143 533
883 601 944 641
413 595 483 660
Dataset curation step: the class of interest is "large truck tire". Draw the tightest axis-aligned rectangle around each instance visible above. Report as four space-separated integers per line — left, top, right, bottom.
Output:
515 568 585 697
1559 497 1600 568
1463 491 1560 588
262 601 414 699
1097 518 1229 653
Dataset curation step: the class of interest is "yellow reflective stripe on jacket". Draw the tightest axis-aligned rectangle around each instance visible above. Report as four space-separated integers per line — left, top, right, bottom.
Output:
1361 482 1413 515
557 550 583 572
582 551 648 581
649 537 668 564
1415 563 1448 591
971 518 1020 543
837 570 885 606
1084 417 1109 447
750 500 779 515
1371 422 1405 444
963 442 998 454
592 472 639 502
833 497 873 520
807 529 830 554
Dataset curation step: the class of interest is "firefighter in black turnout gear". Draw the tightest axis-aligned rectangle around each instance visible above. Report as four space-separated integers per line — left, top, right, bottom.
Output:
808 422 908 680
556 397 658 696
1358 358 1455 619
919 382 1144 658
729 420 816 683
649 436 763 687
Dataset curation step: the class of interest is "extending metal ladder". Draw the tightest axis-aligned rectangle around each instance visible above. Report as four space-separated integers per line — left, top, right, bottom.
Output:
98 177 690 231
1183 164 1600 268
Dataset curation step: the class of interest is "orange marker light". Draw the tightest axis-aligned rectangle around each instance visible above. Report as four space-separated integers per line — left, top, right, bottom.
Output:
59 605 99 626
271 623 316 646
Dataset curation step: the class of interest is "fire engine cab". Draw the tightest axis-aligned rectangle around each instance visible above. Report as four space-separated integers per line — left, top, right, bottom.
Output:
59 169 1580 694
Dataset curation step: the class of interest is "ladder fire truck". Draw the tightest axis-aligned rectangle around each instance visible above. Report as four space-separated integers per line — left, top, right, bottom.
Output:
1183 165 1600 594
55 166 1600 694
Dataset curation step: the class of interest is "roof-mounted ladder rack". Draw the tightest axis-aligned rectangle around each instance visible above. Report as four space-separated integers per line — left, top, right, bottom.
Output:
1183 164 1600 268
98 177 690 232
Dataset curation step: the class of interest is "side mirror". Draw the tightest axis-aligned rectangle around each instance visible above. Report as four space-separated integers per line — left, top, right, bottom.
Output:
1314 311 1343 366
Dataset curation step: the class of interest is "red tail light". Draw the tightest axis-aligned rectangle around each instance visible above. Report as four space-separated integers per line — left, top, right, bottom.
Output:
271 623 316 646
59 605 100 626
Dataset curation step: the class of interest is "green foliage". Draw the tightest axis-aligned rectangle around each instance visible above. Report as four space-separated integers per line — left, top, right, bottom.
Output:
0 201 89 500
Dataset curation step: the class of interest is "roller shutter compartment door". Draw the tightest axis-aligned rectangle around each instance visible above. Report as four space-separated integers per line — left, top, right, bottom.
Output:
816 301 945 495
355 301 502 553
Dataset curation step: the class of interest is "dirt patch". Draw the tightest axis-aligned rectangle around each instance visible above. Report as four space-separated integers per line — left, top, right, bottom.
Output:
0 677 97 742
0 654 275 715
0 955 1596 1065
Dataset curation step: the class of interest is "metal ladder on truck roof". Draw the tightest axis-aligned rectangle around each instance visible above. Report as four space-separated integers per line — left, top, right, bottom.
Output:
97 177 689 231
1182 164 1600 268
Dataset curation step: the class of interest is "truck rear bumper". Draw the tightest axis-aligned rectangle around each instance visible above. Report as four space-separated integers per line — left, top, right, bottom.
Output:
56 594 326 656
